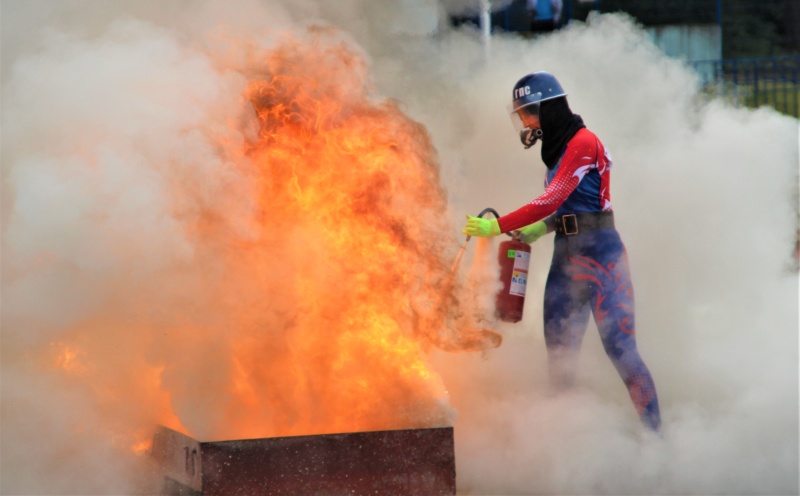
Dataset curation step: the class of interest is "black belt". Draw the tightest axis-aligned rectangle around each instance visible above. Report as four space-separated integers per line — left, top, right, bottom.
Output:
554 211 615 236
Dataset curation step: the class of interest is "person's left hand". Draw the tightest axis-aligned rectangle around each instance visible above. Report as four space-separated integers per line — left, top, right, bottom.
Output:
462 215 501 237
517 221 547 244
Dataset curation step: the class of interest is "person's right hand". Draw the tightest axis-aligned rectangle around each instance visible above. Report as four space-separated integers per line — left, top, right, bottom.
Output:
517 221 547 244
463 215 501 238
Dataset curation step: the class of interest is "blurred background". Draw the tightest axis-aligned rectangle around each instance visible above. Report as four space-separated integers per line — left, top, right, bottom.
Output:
451 0 800 118
2 1 797 494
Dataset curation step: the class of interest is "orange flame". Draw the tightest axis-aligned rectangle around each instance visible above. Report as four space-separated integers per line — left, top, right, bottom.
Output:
51 342 88 374
40 27 500 449
201 28 500 439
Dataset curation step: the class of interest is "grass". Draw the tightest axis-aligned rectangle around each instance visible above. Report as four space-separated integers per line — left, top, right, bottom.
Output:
742 82 800 118
699 80 800 118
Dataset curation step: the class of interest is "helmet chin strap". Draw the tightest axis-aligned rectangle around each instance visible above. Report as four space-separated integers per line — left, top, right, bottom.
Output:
520 128 543 149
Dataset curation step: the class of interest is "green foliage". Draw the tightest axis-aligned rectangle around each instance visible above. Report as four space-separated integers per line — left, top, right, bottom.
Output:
722 0 790 58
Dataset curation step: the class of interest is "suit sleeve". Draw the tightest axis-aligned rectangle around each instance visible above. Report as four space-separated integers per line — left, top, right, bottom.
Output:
497 132 597 233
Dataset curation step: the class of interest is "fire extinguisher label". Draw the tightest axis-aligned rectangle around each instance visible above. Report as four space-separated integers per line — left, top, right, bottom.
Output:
510 271 527 296
513 250 530 271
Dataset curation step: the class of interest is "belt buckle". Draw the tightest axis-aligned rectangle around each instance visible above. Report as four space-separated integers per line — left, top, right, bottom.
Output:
562 214 578 235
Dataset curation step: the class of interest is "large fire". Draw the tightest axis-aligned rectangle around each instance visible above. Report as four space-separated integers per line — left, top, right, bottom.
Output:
218 27 501 438
43 26 500 451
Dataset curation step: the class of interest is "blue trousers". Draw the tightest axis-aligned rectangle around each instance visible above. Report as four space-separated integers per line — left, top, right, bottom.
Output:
543 228 661 430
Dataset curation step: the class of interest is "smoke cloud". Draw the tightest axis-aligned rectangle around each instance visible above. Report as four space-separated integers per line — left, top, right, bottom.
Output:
1 0 798 495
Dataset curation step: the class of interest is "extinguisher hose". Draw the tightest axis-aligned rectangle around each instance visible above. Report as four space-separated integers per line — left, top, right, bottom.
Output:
452 207 507 275
475 207 500 220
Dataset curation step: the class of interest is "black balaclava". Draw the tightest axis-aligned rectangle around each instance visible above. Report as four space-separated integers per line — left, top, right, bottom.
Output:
539 96 585 169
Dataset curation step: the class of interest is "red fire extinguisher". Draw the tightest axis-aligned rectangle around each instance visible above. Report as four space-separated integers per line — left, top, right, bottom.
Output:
473 208 532 323
496 236 531 323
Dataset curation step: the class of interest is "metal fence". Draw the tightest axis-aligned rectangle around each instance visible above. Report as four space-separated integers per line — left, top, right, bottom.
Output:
691 56 800 117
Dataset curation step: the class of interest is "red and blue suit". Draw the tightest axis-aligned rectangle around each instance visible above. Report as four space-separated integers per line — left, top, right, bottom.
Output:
497 128 661 431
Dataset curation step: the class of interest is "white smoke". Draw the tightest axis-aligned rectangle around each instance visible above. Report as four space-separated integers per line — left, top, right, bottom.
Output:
1 1 798 495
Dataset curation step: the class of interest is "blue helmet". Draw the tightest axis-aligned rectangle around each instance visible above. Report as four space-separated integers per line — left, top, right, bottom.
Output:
508 72 566 148
509 71 566 115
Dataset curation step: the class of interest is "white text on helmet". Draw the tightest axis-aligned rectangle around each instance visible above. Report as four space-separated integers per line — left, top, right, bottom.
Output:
514 86 531 99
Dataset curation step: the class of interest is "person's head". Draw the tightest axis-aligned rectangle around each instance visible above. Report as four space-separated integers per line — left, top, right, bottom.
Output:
508 71 566 148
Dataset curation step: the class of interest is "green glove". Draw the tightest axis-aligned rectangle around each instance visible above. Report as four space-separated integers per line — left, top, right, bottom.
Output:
518 221 547 244
463 215 501 237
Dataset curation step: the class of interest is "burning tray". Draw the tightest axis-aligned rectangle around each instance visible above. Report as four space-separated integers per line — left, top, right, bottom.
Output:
151 425 456 495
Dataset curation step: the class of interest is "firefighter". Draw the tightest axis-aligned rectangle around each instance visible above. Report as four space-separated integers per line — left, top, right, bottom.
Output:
463 72 661 431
